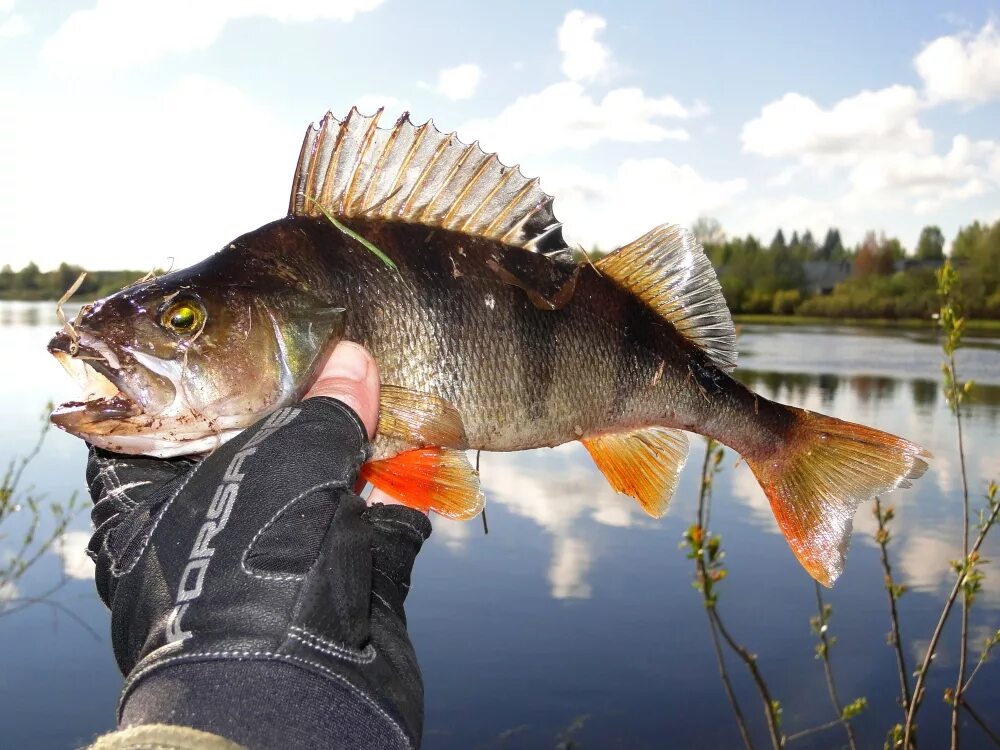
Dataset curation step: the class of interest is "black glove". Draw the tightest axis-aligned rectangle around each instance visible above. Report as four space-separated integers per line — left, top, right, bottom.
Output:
85 397 431 750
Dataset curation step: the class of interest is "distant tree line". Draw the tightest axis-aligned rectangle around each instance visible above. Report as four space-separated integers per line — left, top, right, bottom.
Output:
0 262 150 301
687 217 1000 319
5 217 1000 319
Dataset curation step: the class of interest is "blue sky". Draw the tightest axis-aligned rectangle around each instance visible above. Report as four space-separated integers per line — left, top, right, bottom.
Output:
1 1 999 270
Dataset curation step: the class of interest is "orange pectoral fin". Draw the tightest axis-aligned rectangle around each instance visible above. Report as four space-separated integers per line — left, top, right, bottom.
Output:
360 447 484 520
582 426 689 517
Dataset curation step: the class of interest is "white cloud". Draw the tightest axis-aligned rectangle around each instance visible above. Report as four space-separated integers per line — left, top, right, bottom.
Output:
55 530 94 580
478 445 649 600
558 9 611 82
41 0 384 76
915 22 1000 104
848 135 999 213
0 13 26 38
463 81 697 160
429 63 482 101
741 85 1000 226
549 537 593 599
0 74 299 270
543 158 746 251
431 517 472 554
742 85 929 163
353 94 411 117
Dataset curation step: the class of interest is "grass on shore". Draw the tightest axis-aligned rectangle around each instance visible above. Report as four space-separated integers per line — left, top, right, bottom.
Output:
733 313 1000 334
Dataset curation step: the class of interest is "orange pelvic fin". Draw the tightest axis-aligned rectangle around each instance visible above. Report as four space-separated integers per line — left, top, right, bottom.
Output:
746 406 929 587
582 427 689 517
360 447 484 520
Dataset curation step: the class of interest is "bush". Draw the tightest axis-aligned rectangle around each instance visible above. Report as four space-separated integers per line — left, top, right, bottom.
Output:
742 289 774 313
771 289 802 315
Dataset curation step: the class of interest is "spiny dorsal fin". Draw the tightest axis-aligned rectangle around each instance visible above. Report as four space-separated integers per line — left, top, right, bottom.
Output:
289 107 569 259
595 225 737 371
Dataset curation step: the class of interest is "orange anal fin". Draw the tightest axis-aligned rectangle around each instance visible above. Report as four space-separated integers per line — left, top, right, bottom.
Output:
360 448 484 520
582 427 689 517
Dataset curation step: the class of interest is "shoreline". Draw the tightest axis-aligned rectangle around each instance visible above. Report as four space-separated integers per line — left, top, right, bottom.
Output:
733 313 1000 334
5 299 1000 335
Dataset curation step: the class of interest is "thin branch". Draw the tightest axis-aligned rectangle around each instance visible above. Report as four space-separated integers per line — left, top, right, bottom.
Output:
903 497 1000 746
688 438 765 749
706 611 755 750
813 583 858 750
949 349 971 750
710 609 783 749
874 497 912 713
961 700 1000 748
3 595 101 641
784 718 842 744
0 576 100 641
961 629 1000 694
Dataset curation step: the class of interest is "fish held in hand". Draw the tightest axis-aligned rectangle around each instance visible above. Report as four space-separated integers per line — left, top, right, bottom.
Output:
48 108 929 585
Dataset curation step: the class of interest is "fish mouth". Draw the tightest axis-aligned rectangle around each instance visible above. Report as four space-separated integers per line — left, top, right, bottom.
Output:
48 330 259 458
48 333 145 431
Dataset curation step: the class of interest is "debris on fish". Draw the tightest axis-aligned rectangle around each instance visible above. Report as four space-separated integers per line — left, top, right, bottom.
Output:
48 108 930 585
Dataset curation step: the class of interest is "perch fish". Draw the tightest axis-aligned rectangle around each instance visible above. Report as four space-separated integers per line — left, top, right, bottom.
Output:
48 108 929 585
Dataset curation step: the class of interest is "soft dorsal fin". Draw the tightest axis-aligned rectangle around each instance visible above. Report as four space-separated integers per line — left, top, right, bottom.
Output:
289 107 570 260
595 225 737 371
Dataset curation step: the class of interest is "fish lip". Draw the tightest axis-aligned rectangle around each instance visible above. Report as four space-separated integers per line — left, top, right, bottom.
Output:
47 331 146 422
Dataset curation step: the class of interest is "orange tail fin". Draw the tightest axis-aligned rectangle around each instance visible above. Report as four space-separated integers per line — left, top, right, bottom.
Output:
746 406 929 586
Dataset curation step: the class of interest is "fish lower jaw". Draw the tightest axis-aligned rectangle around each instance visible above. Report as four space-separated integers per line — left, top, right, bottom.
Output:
79 427 247 458
51 393 141 425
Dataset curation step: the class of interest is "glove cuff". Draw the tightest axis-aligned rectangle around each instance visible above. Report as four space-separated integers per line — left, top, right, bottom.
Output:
119 659 413 749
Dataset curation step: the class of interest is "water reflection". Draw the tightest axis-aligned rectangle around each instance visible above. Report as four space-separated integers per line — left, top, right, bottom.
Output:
436 441 666 601
4 306 1000 748
0 301 64 328
440 445 652 600
738 368 1000 419
55 530 95 580
465 366 1000 606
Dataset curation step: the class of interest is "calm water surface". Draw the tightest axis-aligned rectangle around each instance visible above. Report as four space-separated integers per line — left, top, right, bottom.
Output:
1 302 999 749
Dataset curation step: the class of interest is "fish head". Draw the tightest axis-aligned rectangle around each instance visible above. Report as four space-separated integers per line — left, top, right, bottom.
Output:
48 263 345 457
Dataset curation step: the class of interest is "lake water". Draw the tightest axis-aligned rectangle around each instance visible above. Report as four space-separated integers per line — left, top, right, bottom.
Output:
1 301 999 749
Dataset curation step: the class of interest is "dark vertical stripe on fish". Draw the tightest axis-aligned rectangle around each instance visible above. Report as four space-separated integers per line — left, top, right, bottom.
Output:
609 295 646 421
515 297 554 422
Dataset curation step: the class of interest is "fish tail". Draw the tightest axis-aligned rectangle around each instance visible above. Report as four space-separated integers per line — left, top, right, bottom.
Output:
745 405 929 586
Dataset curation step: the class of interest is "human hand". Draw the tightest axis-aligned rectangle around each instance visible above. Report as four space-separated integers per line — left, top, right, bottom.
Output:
85 341 430 749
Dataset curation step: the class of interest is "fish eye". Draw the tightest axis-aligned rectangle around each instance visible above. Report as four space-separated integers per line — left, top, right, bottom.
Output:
160 298 206 336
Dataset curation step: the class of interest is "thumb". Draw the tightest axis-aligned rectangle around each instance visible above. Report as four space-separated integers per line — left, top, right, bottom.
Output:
303 341 380 439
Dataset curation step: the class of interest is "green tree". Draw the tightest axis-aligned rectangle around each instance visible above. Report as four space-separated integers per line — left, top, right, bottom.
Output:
800 230 817 257
818 229 844 260
916 226 945 262
16 262 41 291
770 229 786 253
854 232 900 277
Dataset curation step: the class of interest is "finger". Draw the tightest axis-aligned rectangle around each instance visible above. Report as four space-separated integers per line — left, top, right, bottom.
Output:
303 341 380 438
